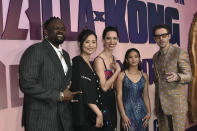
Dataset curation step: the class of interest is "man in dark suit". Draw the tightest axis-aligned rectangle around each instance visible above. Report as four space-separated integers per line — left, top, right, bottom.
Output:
19 17 80 131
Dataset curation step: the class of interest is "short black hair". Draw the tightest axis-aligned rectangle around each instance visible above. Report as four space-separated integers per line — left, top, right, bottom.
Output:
43 17 61 30
102 26 119 39
153 24 171 36
77 29 97 50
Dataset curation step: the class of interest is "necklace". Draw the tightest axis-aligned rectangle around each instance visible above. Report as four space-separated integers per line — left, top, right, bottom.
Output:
127 71 140 75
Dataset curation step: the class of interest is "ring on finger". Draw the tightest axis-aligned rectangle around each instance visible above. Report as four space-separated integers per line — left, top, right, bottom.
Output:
70 100 75 102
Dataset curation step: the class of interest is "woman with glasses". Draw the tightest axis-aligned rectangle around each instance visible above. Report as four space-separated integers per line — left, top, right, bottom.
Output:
153 24 192 131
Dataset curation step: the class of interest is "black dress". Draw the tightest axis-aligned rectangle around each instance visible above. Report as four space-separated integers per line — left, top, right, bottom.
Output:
71 56 108 131
95 56 117 131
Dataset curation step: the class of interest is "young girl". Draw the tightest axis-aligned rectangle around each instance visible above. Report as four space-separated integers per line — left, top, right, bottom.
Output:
116 48 151 131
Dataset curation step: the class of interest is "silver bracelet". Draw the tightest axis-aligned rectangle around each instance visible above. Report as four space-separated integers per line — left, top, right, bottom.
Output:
60 92 64 102
147 113 151 117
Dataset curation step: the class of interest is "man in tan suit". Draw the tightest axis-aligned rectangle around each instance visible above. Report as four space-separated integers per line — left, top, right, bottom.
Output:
152 24 192 131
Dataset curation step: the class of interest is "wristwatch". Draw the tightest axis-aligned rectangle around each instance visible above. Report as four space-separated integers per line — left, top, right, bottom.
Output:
59 92 64 102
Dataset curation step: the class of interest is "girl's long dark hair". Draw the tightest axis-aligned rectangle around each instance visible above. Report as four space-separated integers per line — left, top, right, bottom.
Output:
123 48 141 71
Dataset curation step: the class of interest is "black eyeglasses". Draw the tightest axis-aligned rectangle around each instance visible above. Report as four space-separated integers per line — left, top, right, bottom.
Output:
154 33 169 40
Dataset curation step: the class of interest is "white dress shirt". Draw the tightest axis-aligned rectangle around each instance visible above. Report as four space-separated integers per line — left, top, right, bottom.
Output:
49 42 68 75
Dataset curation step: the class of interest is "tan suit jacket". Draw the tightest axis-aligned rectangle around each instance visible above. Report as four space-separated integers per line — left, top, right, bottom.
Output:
153 44 192 116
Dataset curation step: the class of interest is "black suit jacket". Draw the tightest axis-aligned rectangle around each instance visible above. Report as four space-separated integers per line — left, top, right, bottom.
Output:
19 40 72 131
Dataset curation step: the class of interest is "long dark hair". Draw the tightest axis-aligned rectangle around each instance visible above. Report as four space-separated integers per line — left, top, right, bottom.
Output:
123 48 141 70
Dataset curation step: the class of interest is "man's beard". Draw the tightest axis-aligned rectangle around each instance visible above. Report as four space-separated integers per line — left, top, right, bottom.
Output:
53 37 65 44
50 33 66 45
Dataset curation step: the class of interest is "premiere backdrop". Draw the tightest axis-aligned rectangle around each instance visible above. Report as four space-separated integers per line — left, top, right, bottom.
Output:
0 0 197 131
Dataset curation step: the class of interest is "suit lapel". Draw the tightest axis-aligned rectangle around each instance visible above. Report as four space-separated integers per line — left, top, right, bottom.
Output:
154 52 161 76
165 45 174 64
62 51 70 69
162 45 173 70
43 40 65 76
62 50 72 87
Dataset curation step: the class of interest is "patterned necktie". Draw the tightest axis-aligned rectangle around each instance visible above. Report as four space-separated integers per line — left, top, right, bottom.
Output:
59 51 63 62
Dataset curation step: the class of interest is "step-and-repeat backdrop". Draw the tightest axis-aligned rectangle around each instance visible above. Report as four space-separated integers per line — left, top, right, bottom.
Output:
0 0 197 130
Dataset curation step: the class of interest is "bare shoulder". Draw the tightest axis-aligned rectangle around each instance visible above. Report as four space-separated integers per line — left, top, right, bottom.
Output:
94 56 104 66
93 56 106 73
142 72 149 80
118 71 125 80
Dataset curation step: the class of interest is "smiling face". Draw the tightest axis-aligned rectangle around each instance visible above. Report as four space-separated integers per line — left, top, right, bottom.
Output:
126 50 140 67
103 31 118 51
44 19 66 47
80 34 97 56
154 28 171 50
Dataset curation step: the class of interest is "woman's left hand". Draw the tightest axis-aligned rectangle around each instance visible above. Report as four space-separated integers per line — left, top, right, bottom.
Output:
110 62 121 73
142 113 151 128
95 113 103 128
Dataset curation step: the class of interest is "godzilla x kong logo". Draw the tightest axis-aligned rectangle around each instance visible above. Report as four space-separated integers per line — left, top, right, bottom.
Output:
0 0 181 46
